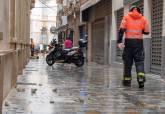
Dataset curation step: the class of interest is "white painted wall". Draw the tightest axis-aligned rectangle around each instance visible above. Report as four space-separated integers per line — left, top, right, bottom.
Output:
162 0 165 36
144 0 152 38
110 11 117 41
110 0 124 41
109 0 124 64
113 0 124 11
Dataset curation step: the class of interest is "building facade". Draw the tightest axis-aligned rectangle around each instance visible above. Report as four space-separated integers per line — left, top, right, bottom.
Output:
80 0 112 64
56 0 165 78
56 0 81 46
0 0 35 113
56 0 112 63
30 0 57 51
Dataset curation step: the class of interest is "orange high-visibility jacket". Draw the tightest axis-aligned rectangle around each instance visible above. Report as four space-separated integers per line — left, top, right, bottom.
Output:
120 10 149 39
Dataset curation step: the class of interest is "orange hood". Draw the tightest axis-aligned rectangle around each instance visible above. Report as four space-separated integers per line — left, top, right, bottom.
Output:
128 10 142 19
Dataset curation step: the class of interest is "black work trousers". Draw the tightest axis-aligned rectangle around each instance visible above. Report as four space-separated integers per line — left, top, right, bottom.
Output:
122 44 145 79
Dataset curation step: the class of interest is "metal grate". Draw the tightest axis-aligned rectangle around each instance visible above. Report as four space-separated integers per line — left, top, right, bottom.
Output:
151 0 163 74
116 8 124 62
92 19 105 64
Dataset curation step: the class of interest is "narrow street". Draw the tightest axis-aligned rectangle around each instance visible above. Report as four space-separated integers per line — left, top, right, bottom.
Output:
3 56 165 114
1 0 165 114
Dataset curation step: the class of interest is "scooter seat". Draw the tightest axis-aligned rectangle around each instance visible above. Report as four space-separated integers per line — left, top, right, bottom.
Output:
63 49 71 52
63 47 79 52
71 47 79 50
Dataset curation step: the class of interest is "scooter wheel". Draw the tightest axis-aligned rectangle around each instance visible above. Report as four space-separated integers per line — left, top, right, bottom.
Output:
74 57 84 67
46 55 55 66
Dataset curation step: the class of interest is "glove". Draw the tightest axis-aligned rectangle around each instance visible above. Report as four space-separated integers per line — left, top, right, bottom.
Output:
118 43 125 49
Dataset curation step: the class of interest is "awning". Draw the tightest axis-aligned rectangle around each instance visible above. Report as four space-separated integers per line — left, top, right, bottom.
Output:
80 0 101 11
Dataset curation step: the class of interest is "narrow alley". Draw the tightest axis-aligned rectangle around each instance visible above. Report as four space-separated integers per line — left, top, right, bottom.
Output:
3 56 165 114
1 0 165 114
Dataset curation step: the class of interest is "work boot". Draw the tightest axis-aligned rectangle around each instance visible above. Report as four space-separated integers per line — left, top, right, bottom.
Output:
123 77 131 87
137 72 145 88
138 82 144 88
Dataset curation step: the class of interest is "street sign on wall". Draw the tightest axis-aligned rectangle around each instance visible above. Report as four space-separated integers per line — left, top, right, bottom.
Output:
123 0 140 5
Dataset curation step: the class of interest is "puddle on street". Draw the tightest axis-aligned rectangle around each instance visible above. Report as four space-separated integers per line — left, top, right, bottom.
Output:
3 58 165 114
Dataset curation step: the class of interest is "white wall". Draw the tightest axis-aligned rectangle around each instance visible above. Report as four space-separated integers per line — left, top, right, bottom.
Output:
113 0 124 11
144 0 152 38
163 0 165 36
110 0 123 40
109 0 124 64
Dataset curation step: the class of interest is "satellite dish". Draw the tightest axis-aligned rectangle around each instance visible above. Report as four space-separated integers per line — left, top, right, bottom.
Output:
50 26 56 34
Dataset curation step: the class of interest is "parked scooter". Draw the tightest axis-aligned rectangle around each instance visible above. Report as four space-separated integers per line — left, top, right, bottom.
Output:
46 39 87 67
48 39 57 50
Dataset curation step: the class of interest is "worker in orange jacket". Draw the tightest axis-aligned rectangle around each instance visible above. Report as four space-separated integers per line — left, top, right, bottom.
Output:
117 6 150 88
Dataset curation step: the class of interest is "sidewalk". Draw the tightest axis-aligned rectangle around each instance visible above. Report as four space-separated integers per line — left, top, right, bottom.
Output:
3 56 165 114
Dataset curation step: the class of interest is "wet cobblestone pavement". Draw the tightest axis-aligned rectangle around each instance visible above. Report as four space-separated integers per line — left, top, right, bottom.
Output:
3 56 165 114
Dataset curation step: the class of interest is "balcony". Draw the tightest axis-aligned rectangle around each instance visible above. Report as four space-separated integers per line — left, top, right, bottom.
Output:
57 0 80 16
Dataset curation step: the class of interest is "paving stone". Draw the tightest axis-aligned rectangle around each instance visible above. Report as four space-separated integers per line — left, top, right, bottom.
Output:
2 57 165 114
